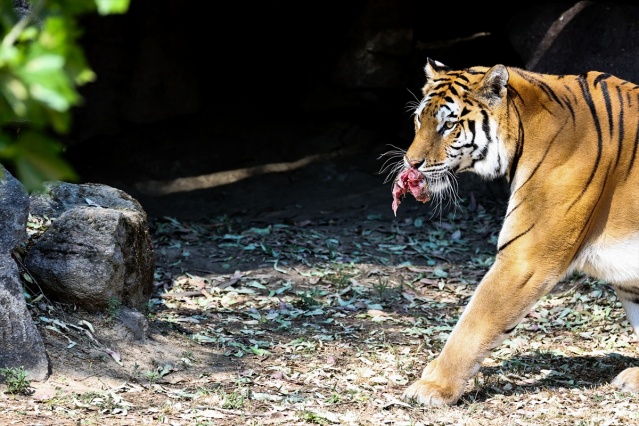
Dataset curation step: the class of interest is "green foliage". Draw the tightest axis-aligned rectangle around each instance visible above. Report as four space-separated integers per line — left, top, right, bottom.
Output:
142 369 161 384
220 388 246 410
0 366 31 395
105 296 121 322
0 0 130 191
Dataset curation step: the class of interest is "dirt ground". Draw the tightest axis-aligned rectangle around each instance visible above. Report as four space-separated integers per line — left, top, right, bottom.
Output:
2 114 639 425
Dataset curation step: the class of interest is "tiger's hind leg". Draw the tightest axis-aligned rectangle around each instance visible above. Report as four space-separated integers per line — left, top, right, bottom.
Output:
611 281 639 392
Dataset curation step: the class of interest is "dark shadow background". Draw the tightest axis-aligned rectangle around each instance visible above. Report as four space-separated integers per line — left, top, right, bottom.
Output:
61 0 639 221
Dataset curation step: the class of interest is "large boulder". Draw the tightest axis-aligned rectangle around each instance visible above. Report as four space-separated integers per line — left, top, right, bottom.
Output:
0 165 50 382
26 182 155 312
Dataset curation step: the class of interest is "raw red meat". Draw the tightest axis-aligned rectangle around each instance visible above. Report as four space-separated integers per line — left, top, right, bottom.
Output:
392 168 430 215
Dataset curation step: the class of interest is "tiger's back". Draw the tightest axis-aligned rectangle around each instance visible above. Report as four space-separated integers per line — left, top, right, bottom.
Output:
500 68 639 284
394 58 639 406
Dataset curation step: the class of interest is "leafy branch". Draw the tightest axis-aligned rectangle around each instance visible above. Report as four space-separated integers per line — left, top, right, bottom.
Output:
0 0 130 191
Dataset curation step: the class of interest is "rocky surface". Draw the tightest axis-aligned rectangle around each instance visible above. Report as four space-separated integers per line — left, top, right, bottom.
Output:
0 165 49 382
26 182 155 312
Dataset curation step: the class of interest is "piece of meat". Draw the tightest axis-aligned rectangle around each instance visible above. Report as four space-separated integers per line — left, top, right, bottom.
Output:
392 168 430 216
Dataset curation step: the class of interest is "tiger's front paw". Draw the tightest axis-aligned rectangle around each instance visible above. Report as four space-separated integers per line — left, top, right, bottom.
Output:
612 367 639 392
402 379 460 406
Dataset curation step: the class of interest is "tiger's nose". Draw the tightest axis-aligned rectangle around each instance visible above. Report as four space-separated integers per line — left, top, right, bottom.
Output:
407 158 425 169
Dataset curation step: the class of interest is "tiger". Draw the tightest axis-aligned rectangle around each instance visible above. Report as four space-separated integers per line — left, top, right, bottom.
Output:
389 58 639 406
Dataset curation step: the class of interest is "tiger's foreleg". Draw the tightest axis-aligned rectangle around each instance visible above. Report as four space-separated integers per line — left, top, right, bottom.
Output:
402 259 558 406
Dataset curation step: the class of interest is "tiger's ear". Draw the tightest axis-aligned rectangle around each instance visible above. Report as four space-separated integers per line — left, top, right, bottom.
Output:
424 58 450 83
478 64 509 105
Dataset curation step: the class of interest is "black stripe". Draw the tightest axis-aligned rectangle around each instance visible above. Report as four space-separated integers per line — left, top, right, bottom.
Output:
507 93 525 183
593 72 612 87
538 100 555 116
509 119 525 184
432 82 450 92
614 86 624 171
450 121 475 150
521 71 565 107
504 200 523 220
469 119 477 144
616 284 639 296
600 81 613 139
562 91 576 124
573 163 610 244
497 224 534 252
564 84 579 103
480 109 493 166
535 79 564 107
512 123 565 197
504 325 518 334
508 84 525 105
453 81 470 92
627 93 639 178
569 77 603 211
477 144 489 161
481 110 491 137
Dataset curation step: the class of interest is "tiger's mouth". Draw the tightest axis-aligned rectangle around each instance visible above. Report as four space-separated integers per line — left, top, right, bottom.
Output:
391 168 431 216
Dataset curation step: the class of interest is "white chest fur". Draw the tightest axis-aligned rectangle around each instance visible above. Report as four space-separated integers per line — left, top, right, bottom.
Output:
568 233 639 284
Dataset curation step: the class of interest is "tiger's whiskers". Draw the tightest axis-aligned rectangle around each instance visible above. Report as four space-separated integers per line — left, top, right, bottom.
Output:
425 170 462 220
378 145 406 184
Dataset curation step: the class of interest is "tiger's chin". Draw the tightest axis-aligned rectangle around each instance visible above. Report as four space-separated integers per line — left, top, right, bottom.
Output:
424 179 453 196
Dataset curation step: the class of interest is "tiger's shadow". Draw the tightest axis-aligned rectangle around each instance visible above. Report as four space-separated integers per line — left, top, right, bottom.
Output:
461 351 637 404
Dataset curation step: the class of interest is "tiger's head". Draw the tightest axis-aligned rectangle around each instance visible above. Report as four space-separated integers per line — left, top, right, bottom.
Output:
385 58 517 213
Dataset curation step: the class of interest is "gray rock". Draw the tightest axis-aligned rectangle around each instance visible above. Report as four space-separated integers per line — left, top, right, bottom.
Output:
0 257 50 382
30 181 145 220
26 183 155 312
0 166 29 253
0 165 50 382
115 306 149 341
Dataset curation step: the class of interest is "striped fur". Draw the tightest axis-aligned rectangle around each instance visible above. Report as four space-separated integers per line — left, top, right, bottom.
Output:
399 58 639 405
